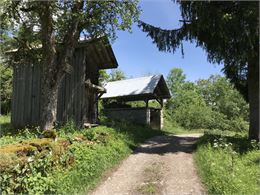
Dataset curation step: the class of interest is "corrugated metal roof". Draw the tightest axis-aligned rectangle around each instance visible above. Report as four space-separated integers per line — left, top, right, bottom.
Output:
101 75 171 101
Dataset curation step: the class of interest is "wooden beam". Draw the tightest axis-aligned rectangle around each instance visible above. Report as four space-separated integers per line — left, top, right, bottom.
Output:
154 94 163 108
85 79 106 93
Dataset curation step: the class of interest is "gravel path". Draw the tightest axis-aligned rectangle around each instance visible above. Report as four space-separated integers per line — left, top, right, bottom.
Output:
91 134 206 195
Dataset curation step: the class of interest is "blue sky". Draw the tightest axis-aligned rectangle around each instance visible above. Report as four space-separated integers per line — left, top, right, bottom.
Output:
110 0 224 82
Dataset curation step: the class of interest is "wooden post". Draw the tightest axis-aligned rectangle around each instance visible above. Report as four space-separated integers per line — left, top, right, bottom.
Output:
160 98 163 108
145 99 149 108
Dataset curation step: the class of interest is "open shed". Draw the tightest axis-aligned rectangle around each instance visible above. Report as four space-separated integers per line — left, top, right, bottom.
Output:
11 37 118 128
101 75 171 130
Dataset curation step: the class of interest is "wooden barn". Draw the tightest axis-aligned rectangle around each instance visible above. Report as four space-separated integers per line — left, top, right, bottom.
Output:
101 75 171 130
11 37 118 128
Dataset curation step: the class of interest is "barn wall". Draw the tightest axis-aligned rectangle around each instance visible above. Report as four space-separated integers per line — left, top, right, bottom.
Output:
11 47 100 128
56 47 88 127
56 47 100 126
11 63 42 128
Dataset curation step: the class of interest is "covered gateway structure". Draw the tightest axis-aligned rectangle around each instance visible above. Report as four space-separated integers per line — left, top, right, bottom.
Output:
101 75 171 130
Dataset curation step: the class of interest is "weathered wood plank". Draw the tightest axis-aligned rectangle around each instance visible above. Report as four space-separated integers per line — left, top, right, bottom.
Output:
27 64 33 125
31 64 37 125
19 64 26 127
11 66 17 125
14 66 21 127
72 50 76 123
60 72 66 123
23 64 32 125
23 64 28 125
74 49 79 124
33 64 41 126
80 48 87 126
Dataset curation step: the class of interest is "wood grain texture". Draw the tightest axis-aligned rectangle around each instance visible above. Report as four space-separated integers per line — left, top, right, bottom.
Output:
12 47 100 128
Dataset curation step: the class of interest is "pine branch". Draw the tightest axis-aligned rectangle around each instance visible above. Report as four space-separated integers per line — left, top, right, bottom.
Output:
138 20 189 54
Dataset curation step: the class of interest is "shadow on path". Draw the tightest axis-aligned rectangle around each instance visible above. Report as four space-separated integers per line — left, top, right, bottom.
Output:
134 134 201 155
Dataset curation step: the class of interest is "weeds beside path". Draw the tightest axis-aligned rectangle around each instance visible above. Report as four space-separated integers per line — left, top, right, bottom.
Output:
91 134 205 195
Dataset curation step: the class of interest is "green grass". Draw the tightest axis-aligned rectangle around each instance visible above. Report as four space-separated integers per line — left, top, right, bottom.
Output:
162 119 205 135
0 115 164 194
194 130 260 195
0 115 40 146
53 122 163 194
0 115 10 124
0 115 12 133
137 183 157 194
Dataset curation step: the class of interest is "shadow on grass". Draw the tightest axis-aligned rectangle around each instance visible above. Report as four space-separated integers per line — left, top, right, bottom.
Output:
196 130 258 154
0 122 41 138
0 122 14 136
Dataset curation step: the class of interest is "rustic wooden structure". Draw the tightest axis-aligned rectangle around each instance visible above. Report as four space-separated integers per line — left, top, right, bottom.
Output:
11 37 118 128
101 75 171 130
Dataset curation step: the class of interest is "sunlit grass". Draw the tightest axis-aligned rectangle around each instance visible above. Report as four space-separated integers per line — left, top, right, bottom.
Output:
195 131 260 195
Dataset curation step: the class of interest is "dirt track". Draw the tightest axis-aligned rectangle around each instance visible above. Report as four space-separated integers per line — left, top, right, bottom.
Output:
91 134 206 195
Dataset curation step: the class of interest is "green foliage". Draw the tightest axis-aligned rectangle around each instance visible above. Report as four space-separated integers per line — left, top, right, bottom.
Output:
1 0 141 130
166 68 186 97
0 139 68 194
195 131 260 195
99 70 110 86
139 2 259 139
197 75 249 121
0 64 12 114
2 0 141 64
162 111 204 135
139 1 259 99
165 69 249 132
0 118 163 194
53 131 130 194
109 68 126 81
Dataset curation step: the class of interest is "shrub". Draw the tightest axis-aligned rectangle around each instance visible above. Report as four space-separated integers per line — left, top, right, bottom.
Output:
173 103 212 129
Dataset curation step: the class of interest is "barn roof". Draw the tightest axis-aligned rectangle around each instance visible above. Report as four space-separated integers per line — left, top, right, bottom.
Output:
6 36 118 70
101 75 171 101
77 37 118 69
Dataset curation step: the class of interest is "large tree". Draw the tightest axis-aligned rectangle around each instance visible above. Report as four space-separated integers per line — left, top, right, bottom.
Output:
166 68 186 97
138 1 259 140
1 0 140 130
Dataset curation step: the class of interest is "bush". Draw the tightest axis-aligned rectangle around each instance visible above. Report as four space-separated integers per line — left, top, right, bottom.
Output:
209 111 249 132
173 103 212 129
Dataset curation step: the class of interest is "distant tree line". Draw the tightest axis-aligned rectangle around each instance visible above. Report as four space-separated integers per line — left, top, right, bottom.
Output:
0 63 12 115
164 68 249 132
99 69 126 85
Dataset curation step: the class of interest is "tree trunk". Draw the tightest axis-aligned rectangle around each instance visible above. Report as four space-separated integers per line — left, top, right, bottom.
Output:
39 2 61 130
38 1 83 130
248 56 259 140
40 79 59 130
